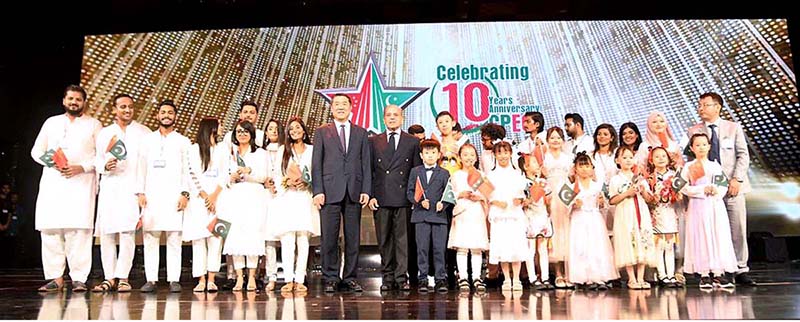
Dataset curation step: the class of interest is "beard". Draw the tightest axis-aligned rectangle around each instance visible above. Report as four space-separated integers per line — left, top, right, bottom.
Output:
159 118 174 128
64 105 83 116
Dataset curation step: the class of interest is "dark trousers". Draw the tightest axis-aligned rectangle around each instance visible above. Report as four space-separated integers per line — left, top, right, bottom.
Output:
320 191 362 283
416 222 447 282
374 207 410 284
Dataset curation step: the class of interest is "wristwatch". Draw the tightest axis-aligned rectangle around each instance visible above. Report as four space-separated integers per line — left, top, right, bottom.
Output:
181 191 190 199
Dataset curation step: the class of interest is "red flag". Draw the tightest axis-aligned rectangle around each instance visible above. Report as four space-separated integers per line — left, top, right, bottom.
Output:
467 168 495 199
658 132 669 148
533 144 544 166
105 135 118 153
530 180 545 202
414 176 425 203
135 215 143 231
53 148 68 169
689 161 705 184
631 164 640 176
572 180 581 196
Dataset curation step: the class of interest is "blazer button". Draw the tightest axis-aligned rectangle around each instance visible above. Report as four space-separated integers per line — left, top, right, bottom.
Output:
378 158 381 163
400 171 403 175
386 170 390 174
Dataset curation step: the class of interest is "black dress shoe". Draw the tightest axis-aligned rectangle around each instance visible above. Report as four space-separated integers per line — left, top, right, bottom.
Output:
222 279 236 291
735 273 757 286
418 284 429 293
324 281 338 293
380 284 393 291
344 280 363 292
399 282 411 291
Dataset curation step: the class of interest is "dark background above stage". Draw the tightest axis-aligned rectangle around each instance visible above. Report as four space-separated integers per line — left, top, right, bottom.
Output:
0 0 798 268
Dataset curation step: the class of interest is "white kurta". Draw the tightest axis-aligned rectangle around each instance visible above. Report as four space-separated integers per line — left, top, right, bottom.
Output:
219 147 269 256
269 144 320 237
31 114 101 230
183 144 224 241
138 130 191 232
94 121 152 236
263 142 282 242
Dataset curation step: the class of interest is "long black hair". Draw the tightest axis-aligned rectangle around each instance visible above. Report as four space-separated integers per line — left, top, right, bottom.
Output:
231 120 258 153
281 116 312 175
262 118 285 147
196 118 219 172
619 122 643 151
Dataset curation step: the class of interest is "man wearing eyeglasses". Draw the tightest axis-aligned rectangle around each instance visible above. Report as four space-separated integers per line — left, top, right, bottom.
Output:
684 92 755 286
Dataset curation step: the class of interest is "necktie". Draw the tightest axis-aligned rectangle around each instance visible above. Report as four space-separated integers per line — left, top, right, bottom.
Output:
388 132 396 159
339 124 347 153
709 124 720 163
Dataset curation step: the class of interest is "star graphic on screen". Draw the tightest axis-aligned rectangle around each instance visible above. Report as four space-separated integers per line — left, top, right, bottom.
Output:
315 53 429 134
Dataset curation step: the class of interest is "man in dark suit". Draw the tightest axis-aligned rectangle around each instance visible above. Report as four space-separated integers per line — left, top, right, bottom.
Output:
368 105 422 292
312 94 372 293
407 139 450 293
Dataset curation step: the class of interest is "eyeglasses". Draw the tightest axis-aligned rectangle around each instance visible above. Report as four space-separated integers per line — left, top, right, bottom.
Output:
697 103 719 110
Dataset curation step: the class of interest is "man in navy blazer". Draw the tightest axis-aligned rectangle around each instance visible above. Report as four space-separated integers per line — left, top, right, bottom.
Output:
312 94 371 293
407 139 450 293
368 105 422 291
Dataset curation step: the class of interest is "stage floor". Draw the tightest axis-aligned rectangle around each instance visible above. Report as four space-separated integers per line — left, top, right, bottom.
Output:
2 262 800 320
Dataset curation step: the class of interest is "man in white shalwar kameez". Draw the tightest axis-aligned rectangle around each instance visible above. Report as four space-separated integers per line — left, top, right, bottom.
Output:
31 85 101 292
91 94 152 293
137 100 191 293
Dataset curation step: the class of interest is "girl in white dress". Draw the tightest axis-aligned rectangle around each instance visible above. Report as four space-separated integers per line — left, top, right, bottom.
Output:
447 143 490 292
487 141 529 291
542 127 574 288
271 117 320 293
184 118 224 292
517 155 553 290
609 146 655 290
259 119 284 291
219 121 269 291
680 133 738 289
567 152 619 289
644 146 683 287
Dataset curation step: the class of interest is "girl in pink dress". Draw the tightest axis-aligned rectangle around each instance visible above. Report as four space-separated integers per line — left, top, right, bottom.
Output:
680 133 737 289
542 127 574 288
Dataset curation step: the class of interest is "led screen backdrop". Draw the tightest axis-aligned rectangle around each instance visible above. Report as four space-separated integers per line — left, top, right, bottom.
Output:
80 19 799 236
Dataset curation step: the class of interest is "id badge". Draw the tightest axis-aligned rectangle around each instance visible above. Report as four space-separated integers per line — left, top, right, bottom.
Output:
153 159 167 168
205 169 219 177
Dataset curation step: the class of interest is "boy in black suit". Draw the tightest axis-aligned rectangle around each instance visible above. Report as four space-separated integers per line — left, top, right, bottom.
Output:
407 139 450 293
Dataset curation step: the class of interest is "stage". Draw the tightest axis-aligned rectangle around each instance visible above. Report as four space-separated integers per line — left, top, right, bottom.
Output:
1 261 799 320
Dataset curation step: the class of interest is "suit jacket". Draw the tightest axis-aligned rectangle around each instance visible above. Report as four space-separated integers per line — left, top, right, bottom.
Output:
312 122 372 203
406 165 450 224
686 119 751 194
369 131 422 207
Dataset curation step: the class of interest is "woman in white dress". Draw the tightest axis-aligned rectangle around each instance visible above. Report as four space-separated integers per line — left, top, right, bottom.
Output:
541 127 574 288
184 118 224 292
635 111 685 176
219 121 269 291
259 119 284 291
270 117 320 293
592 124 619 236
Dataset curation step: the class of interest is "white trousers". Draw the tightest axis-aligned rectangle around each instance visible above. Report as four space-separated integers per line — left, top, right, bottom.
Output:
456 248 483 281
266 242 278 281
144 231 183 282
40 229 92 282
280 232 310 284
192 236 222 277
99 232 136 280
233 255 259 270
526 238 550 282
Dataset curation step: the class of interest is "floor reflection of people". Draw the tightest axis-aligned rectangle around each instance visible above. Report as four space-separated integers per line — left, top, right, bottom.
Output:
620 289 651 319
416 293 447 320
653 288 681 320
279 292 308 320
687 289 753 319
94 293 131 320
141 293 157 320
490 290 524 319
569 290 621 320
527 292 551 320
231 290 258 320
38 293 88 320
457 292 486 320
191 292 220 320
264 291 278 320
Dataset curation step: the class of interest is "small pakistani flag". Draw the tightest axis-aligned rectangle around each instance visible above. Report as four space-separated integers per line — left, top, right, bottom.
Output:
207 216 232 239
602 182 611 200
558 183 577 206
302 165 312 184
713 173 729 187
108 139 127 160
671 170 688 193
442 180 456 205
235 152 246 167
40 149 56 168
